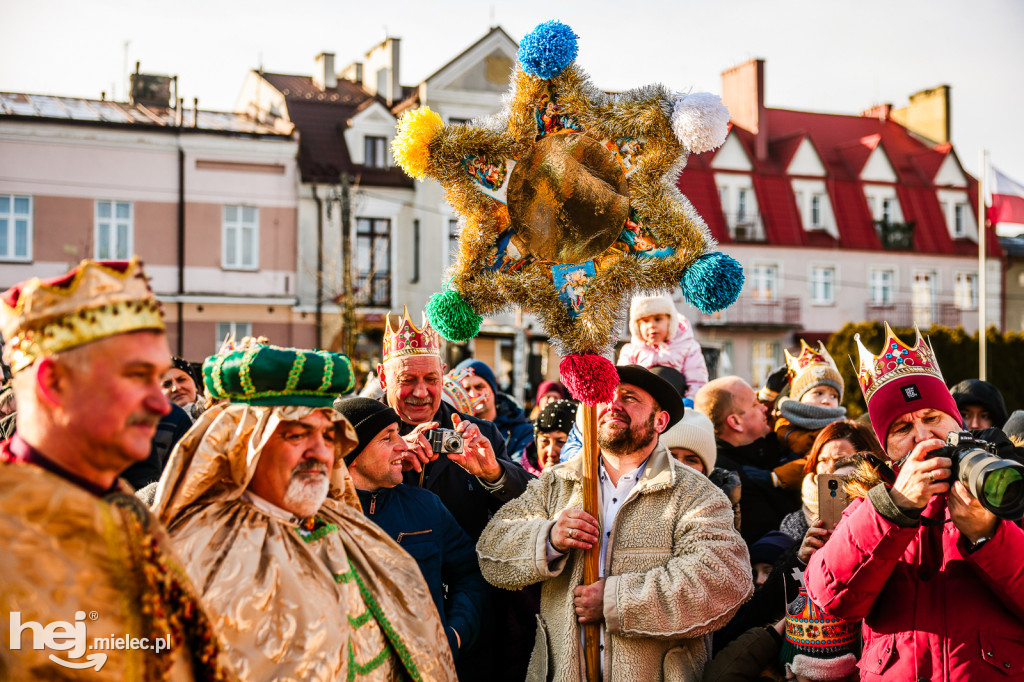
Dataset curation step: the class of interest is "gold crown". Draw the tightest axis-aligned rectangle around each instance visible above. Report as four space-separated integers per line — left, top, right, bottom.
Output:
856 323 943 402
0 257 164 373
382 307 440 363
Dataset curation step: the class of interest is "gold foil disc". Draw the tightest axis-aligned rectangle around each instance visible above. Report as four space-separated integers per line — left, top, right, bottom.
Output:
507 132 629 263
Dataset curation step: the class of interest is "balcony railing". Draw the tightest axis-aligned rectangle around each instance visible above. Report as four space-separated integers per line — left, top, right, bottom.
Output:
876 220 915 250
864 301 964 328
354 274 392 308
725 212 766 243
696 296 801 328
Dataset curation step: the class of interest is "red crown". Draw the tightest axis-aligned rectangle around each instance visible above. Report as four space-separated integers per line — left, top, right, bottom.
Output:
382 308 441 363
856 323 943 402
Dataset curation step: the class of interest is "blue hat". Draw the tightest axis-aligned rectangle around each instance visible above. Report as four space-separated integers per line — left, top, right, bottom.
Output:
453 359 498 395
749 530 795 566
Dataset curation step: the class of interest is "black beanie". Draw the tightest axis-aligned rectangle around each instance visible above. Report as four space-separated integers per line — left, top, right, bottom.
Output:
333 397 400 465
536 399 577 434
950 379 1008 428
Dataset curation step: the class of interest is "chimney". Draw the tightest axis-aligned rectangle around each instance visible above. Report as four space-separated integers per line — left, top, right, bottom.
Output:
362 37 401 105
890 85 951 145
721 59 767 161
861 103 892 121
314 52 337 90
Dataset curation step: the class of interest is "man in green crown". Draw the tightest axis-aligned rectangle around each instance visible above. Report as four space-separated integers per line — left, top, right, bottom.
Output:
153 342 456 681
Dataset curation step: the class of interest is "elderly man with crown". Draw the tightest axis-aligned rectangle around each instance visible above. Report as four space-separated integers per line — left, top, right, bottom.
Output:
0 258 232 680
805 324 1024 680
151 342 456 681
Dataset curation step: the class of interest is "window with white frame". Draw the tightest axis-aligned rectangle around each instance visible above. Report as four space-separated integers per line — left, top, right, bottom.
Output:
953 204 968 238
810 265 836 304
215 321 252 349
869 268 894 305
954 272 978 310
737 188 748 222
882 198 895 223
356 217 391 307
448 218 461 267
750 264 778 300
0 194 32 261
811 194 825 228
364 136 387 169
222 205 259 269
912 270 936 326
95 200 133 260
751 340 781 388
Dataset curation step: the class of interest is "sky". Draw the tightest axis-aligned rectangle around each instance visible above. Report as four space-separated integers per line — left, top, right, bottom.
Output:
3 0 1024 206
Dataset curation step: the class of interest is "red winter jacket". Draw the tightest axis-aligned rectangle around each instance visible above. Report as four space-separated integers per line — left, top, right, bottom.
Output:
806 489 1024 681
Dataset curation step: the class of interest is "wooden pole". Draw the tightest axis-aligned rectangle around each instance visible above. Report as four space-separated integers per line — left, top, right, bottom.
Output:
580 403 602 682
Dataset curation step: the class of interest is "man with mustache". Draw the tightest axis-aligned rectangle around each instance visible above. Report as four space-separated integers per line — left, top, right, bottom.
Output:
0 257 232 680
477 365 753 681
154 342 456 681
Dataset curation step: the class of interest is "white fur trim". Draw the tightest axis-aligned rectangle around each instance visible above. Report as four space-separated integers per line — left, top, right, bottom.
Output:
671 92 730 153
629 294 681 343
789 653 858 681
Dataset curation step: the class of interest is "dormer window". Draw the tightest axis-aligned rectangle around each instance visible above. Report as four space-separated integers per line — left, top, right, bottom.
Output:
954 204 967 238
811 194 824 228
365 136 387 168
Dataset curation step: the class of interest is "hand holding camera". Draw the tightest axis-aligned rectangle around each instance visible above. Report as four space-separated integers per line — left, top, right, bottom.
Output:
890 438 952 511
446 413 503 483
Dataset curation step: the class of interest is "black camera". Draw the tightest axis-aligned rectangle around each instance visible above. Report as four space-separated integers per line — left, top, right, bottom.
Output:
937 431 1024 520
427 428 464 455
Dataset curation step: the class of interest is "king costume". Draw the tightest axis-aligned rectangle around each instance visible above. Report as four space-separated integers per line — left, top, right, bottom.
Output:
0 258 231 681
153 343 456 682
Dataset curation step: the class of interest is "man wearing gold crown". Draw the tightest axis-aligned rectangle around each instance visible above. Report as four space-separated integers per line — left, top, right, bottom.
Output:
0 257 232 680
152 343 457 681
806 324 1024 680
375 310 534 681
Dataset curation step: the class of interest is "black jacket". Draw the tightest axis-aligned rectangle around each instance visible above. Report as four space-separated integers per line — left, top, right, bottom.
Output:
716 435 801 545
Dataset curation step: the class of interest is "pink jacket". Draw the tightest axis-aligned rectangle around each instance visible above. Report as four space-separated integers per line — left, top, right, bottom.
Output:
618 319 708 398
806 491 1024 681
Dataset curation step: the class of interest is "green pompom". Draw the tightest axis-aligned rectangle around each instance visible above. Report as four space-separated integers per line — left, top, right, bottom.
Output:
426 286 482 342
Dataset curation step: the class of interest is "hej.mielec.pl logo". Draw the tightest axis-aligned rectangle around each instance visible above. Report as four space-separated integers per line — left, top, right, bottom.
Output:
9 610 172 672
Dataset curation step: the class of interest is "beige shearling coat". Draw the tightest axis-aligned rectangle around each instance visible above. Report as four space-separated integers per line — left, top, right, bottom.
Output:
477 443 753 682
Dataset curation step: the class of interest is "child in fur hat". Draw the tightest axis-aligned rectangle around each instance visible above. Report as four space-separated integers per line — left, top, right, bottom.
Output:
617 293 708 398
774 341 847 459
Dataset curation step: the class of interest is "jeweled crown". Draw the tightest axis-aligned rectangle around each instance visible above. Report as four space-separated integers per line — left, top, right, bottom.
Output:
785 339 836 377
856 323 943 402
0 257 164 373
382 307 441 363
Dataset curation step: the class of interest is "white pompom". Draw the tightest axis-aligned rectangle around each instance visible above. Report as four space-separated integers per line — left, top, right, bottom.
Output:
671 92 730 153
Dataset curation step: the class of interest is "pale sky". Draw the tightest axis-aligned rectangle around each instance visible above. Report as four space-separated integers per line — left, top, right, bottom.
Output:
4 0 1024 194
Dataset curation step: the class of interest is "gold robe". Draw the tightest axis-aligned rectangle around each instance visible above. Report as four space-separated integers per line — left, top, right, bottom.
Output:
0 456 232 681
153 403 456 682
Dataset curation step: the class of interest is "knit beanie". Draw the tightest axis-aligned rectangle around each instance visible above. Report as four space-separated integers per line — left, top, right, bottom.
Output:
950 379 1009 428
536 399 576 434
780 587 859 681
749 530 795 566
1004 410 1024 441
171 356 204 396
785 340 843 403
535 380 567 405
332 397 401 465
659 409 717 472
628 294 680 343
452 359 498 395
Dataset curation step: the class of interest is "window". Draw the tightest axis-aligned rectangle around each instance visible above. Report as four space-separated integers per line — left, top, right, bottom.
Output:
882 198 894 223
222 205 259 269
448 218 461 267
95 200 132 260
751 264 778 301
869 268 894 305
737 188 748 221
953 204 967 238
215 321 252 349
0 194 32 261
912 271 936 326
810 266 835 304
356 217 391 306
751 340 781 388
954 272 978 310
811 194 824 228
364 136 387 169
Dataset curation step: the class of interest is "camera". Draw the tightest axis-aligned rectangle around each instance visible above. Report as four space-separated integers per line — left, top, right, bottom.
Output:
427 428 464 455
936 431 1024 520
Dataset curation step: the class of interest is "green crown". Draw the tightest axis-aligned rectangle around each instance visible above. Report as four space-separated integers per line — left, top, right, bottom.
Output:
203 344 355 407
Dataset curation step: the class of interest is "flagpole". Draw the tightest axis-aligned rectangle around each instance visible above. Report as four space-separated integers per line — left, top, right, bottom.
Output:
978 149 987 381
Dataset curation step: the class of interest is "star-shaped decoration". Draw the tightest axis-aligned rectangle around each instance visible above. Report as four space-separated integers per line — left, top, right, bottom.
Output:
393 21 743 402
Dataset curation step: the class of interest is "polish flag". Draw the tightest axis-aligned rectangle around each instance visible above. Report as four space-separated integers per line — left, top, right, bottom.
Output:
989 166 1024 225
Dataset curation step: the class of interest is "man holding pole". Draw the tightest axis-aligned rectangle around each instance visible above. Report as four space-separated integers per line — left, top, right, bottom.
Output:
476 365 752 681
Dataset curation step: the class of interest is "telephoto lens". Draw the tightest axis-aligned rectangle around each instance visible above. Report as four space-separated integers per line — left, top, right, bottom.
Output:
942 431 1024 520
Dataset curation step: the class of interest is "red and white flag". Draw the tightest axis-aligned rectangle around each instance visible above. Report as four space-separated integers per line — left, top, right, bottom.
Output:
989 165 1024 225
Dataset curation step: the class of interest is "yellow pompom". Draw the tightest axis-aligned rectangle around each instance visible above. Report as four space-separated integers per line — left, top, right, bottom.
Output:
392 107 444 180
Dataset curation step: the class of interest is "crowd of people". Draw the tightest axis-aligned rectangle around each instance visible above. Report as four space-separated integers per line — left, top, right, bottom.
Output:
1 257 1023 681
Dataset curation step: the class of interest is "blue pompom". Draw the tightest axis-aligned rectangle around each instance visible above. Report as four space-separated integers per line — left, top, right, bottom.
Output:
681 252 744 313
517 21 579 80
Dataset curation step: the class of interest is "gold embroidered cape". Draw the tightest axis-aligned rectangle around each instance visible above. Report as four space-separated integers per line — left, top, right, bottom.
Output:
152 403 456 682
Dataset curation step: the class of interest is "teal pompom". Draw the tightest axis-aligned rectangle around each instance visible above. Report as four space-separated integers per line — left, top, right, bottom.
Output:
426 286 482 342
517 21 579 80
681 252 744 313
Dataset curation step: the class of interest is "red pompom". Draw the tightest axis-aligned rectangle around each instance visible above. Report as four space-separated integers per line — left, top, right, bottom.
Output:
559 354 619 406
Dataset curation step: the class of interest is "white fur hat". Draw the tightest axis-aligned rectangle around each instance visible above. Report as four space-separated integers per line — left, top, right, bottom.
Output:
658 409 716 472
628 294 681 343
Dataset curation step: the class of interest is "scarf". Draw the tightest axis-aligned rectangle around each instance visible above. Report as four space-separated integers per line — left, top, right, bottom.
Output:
778 397 846 431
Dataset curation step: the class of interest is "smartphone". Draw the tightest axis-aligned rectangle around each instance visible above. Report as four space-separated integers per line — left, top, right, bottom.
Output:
818 474 851 531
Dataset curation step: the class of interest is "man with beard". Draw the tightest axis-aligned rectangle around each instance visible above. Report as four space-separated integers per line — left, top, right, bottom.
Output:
153 342 456 681
476 365 753 681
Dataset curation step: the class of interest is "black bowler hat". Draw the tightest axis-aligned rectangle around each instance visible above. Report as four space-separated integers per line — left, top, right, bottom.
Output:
614 364 685 429
333 397 401 465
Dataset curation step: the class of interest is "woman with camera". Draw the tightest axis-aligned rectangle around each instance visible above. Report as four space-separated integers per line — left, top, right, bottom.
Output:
805 327 1024 680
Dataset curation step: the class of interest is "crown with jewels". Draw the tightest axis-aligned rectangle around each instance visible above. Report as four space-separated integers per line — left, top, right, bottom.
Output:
784 339 844 401
856 323 943 402
382 308 441 363
0 257 164 373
